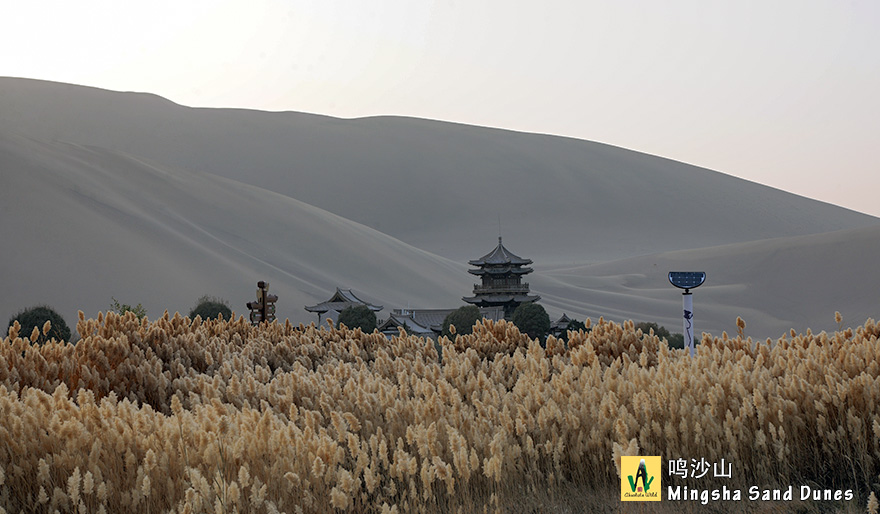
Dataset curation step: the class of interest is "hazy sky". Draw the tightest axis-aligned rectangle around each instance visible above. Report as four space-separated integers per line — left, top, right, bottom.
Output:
4 1 879 217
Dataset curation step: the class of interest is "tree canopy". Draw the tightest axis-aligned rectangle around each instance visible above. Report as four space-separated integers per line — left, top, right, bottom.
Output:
337 305 377 332
559 318 588 342
442 305 481 338
110 297 147 320
189 295 233 320
634 321 670 339
8 305 71 343
635 321 684 349
512 302 550 341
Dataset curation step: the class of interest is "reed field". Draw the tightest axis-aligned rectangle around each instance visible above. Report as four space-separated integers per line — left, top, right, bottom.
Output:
1 311 879 513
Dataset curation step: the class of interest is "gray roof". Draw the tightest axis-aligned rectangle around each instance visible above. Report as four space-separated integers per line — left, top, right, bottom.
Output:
379 312 434 336
462 294 541 304
468 237 533 267
385 307 506 333
305 287 383 313
551 313 573 330
394 308 456 332
468 266 533 276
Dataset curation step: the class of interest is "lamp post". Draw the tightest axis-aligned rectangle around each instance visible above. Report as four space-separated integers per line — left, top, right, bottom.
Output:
668 272 706 357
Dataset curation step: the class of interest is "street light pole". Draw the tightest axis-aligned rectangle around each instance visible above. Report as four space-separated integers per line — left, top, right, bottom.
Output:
683 290 694 357
668 272 706 357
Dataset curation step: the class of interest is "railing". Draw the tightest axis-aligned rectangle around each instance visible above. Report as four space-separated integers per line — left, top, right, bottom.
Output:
473 283 530 294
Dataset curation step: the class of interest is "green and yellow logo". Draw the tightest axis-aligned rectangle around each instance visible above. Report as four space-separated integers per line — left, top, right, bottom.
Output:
621 456 661 501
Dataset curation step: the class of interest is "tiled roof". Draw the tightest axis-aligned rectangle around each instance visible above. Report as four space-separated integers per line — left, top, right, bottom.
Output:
397 309 456 331
468 237 532 267
463 294 541 304
551 313 573 330
468 266 533 275
384 307 506 333
305 287 383 313
378 312 433 335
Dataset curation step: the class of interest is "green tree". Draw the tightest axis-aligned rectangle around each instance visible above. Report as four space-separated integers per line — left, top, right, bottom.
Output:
635 321 684 349
189 295 232 320
559 318 588 342
8 305 71 343
110 297 147 320
337 305 377 332
634 321 670 339
512 302 550 341
442 305 481 338
667 332 685 349
565 319 587 333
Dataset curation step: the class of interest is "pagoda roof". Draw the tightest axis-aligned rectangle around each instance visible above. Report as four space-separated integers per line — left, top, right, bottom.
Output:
462 293 541 304
305 288 383 313
468 266 533 276
468 237 532 267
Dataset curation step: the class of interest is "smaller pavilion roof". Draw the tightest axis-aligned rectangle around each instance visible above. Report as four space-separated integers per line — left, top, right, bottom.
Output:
551 313 574 330
382 307 506 336
378 312 434 337
305 288 383 314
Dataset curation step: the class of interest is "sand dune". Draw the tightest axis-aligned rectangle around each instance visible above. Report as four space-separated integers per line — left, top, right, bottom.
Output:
2 77 879 338
534 225 880 338
2 77 876 266
0 129 472 328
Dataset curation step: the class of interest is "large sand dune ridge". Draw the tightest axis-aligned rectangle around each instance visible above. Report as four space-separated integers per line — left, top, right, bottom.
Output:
2 77 878 337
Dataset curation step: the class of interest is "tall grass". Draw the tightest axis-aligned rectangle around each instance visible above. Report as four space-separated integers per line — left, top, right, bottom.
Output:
0 311 878 512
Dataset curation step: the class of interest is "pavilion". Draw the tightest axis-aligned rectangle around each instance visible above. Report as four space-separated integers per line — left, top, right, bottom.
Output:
304 287 383 324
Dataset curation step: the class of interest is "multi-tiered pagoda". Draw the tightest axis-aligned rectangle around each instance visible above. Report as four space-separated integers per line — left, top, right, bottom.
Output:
462 237 540 319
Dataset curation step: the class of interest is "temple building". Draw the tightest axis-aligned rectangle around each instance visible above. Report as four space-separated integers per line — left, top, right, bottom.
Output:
462 237 540 319
550 313 574 338
304 288 383 324
377 306 505 340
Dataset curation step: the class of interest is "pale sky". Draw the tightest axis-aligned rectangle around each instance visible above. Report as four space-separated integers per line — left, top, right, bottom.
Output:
4 0 879 217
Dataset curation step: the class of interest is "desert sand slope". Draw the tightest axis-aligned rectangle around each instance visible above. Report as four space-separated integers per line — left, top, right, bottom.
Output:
4 117 877 339
0 129 472 328
533 224 880 338
2 77 876 265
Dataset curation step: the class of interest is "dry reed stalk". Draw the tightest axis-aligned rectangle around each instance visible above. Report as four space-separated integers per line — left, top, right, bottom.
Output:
1 313 878 512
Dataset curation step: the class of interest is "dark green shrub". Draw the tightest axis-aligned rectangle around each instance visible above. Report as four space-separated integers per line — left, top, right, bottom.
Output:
442 305 481 338
635 321 670 339
512 302 550 341
566 319 587 332
667 332 685 349
635 321 684 349
337 305 377 332
189 295 232 320
110 297 147 320
8 305 71 343
559 318 588 342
